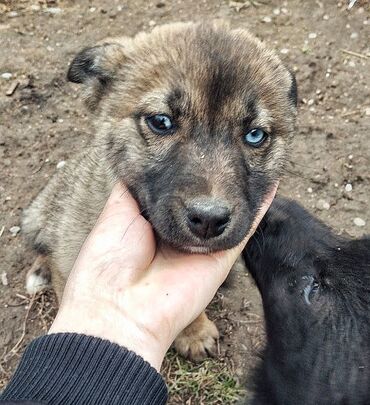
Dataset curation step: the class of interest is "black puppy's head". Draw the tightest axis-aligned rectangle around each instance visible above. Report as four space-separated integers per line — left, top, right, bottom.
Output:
68 22 297 252
244 200 370 404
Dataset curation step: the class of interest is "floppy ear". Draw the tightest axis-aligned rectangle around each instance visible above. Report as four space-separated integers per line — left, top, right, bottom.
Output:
67 43 126 110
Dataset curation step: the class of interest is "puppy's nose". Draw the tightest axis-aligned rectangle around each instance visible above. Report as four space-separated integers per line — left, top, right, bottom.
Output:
186 199 231 239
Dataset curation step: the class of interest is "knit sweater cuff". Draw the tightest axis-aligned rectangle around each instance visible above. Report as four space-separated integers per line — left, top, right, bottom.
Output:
1 333 167 405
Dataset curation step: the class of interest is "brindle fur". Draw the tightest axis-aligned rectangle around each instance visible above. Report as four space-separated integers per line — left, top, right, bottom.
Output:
22 22 297 361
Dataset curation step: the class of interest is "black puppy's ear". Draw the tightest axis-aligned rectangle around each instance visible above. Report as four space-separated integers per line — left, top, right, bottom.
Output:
288 70 298 107
67 43 125 110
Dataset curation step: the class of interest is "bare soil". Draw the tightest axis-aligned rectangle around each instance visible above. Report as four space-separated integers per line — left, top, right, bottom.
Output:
0 0 369 403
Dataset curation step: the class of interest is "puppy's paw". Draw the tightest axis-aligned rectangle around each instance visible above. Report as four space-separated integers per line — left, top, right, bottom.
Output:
174 315 219 363
26 255 51 295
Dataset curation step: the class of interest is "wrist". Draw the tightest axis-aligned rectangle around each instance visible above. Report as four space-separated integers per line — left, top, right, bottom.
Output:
49 305 168 371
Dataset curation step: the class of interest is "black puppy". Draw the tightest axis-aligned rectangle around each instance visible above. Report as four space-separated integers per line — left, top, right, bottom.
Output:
243 197 370 405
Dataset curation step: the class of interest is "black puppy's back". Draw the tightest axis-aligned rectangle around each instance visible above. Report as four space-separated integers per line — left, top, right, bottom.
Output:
243 197 370 405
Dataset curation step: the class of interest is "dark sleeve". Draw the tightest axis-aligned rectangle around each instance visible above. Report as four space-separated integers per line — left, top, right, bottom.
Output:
0 333 167 405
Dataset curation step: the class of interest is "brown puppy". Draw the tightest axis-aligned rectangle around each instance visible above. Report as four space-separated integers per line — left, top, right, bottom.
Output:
22 22 297 362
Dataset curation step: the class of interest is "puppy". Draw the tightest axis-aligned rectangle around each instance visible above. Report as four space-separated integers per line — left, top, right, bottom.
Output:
22 22 297 362
243 198 370 404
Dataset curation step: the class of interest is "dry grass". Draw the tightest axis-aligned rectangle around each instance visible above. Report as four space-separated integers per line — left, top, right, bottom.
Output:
163 350 244 404
0 290 57 389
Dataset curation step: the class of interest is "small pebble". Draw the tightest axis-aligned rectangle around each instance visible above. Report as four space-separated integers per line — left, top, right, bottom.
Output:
1 272 8 286
9 226 21 236
323 14 329 20
30 5 41 11
280 48 289 54
344 183 353 192
262 16 272 23
353 217 366 227
56 160 66 169
348 61 356 67
8 11 18 18
316 199 330 210
365 108 370 116
90 7 96 12
308 32 317 39
44 7 63 14
350 32 358 39
1 72 12 80
148 20 156 27
307 187 313 193
273 8 280 15
307 99 314 106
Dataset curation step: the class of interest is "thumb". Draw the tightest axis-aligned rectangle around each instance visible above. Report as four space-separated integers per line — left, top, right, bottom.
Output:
73 183 156 277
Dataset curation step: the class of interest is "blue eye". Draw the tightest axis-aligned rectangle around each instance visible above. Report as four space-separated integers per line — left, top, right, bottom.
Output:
243 128 268 147
146 114 174 135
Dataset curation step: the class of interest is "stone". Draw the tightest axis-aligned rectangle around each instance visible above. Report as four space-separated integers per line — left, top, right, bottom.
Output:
353 217 365 227
344 183 352 192
1 73 12 80
316 199 330 210
9 226 21 236
56 160 66 169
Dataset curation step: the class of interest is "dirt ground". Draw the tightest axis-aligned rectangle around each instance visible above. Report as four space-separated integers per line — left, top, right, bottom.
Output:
0 0 369 403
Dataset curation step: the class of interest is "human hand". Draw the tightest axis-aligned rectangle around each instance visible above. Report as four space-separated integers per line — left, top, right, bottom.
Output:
49 183 277 371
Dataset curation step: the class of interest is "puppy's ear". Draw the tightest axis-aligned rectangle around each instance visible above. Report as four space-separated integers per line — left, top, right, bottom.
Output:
67 43 126 110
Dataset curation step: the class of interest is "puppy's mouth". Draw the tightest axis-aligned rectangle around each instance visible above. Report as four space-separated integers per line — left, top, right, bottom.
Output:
152 213 253 254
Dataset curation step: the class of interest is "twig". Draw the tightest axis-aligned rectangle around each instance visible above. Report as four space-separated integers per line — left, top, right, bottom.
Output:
5 300 28 308
341 49 369 60
15 293 28 300
5 81 19 97
3 295 35 362
0 348 11 378
0 226 4 239
342 109 363 118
